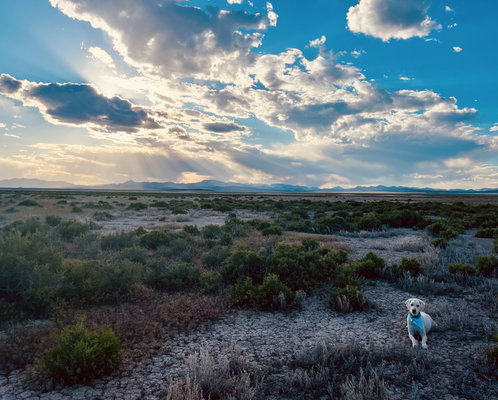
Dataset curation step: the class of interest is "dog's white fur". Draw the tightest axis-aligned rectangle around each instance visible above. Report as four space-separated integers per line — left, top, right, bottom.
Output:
405 298 437 350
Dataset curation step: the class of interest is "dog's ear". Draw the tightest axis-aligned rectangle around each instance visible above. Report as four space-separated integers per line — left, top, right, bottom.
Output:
420 300 426 308
404 299 412 308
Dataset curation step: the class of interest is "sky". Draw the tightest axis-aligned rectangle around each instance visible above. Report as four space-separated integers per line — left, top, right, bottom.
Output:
0 0 497 189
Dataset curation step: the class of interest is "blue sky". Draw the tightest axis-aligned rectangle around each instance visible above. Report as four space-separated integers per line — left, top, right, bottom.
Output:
0 0 497 188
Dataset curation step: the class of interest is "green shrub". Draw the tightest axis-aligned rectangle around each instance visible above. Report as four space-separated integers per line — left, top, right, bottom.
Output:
261 225 283 236
212 202 234 212
93 211 114 221
231 277 256 308
231 274 295 311
219 232 233 246
357 214 382 231
128 196 138 201
56 200 67 205
267 241 348 291
2 217 44 236
71 206 83 213
336 265 360 288
183 225 200 235
475 255 498 277
120 246 148 263
382 209 427 229
139 230 171 249
74 232 100 260
157 238 195 262
476 227 498 238
313 216 352 234
253 273 295 310
220 247 266 285
201 245 232 270
146 262 201 292
329 285 371 312
45 215 62 227
0 230 64 314
56 220 90 241
355 251 386 279
36 316 121 385
101 231 135 251
127 202 148 211
395 257 423 276
18 199 40 207
4 207 19 214
200 272 222 294
301 237 320 252
202 224 224 240
431 238 449 248
448 263 477 275
257 221 272 231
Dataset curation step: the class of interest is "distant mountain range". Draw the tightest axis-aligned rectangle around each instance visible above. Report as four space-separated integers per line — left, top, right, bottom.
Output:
1 178 498 194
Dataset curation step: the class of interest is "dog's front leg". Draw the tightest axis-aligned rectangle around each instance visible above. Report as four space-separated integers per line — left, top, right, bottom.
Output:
421 335 428 350
409 333 418 347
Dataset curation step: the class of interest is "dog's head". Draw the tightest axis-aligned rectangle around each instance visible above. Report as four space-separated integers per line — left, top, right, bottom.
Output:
405 298 425 317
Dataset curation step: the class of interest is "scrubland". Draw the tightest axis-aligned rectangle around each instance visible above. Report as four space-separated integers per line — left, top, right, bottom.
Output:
0 190 498 399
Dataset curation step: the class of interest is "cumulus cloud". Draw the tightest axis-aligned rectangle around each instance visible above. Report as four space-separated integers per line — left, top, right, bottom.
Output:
453 46 462 52
347 0 441 41
227 0 243 4
445 6 454 12
0 74 160 133
50 0 277 83
400 76 414 80
490 124 498 132
266 2 278 27
309 35 326 48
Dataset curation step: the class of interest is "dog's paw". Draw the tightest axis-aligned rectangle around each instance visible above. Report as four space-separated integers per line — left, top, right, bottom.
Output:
422 344 428 350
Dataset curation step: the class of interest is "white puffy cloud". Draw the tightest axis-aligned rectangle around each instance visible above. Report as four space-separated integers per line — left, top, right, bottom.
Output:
309 35 326 48
445 6 454 12
266 2 278 27
490 124 498 132
50 0 276 83
400 76 414 80
453 46 462 52
227 0 243 4
347 0 441 41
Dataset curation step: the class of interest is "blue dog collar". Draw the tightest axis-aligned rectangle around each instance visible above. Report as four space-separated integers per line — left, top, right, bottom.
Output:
409 314 423 329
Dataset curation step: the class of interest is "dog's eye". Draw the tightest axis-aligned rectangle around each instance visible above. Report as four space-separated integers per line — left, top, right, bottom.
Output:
416 305 419 307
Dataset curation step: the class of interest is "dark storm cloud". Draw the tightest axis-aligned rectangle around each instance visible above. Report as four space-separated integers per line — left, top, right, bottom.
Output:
0 74 160 133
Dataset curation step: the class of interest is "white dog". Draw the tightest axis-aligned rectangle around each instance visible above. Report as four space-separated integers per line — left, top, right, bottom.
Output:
405 298 437 350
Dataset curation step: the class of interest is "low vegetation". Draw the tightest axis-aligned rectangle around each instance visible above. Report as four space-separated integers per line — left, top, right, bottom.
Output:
0 191 498 396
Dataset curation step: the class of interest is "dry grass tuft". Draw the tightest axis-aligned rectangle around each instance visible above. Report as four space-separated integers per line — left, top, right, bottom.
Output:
340 370 390 400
